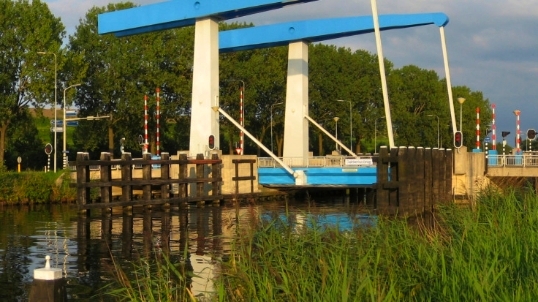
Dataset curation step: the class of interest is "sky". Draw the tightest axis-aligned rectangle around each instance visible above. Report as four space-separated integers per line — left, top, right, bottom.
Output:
44 0 538 143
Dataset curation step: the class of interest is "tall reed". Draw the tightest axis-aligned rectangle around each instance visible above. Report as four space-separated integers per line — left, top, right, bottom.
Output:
216 188 538 301
99 250 197 302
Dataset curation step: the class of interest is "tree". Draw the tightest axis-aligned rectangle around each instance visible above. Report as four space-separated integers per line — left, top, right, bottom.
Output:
67 2 193 158
0 0 65 167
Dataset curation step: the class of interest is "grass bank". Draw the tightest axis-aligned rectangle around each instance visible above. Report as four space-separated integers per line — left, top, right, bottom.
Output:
0 170 75 204
101 188 538 301
215 188 538 301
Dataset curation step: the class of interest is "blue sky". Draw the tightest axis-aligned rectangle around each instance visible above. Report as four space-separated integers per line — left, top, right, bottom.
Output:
44 0 538 142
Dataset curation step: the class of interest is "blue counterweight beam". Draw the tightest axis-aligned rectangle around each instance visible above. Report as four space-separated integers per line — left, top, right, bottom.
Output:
219 13 449 52
98 0 318 37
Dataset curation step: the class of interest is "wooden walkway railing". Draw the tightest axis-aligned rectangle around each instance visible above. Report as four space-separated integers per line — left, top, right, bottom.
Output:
75 151 222 212
376 146 453 217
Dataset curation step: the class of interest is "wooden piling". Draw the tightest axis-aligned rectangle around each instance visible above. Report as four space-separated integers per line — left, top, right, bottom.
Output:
76 152 90 215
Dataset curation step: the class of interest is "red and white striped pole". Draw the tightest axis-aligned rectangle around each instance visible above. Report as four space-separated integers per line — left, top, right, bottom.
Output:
515 109 521 153
144 95 149 153
491 104 496 150
239 86 244 155
476 107 480 150
156 88 160 156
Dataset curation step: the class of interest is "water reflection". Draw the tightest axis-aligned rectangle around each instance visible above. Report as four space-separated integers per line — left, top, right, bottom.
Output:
0 192 374 300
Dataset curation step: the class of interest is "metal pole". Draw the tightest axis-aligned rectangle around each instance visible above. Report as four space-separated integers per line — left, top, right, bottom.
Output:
375 119 378 154
38 52 57 172
514 110 521 153
370 0 394 148
53 54 57 172
349 101 352 151
492 104 497 150
63 84 80 169
239 82 244 155
156 88 160 156
334 117 339 152
460 103 463 131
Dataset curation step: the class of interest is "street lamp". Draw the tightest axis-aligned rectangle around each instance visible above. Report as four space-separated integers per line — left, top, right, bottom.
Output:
374 116 385 154
63 83 81 169
334 117 340 152
457 97 465 132
38 51 57 172
270 102 283 154
427 114 440 148
337 100 353 152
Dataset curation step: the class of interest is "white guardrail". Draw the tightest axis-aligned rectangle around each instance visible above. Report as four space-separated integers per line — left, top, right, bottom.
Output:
258 156 376 168
488 154 538 167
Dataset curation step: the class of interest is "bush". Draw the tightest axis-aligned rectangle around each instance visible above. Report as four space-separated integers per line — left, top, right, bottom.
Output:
0 170 76 204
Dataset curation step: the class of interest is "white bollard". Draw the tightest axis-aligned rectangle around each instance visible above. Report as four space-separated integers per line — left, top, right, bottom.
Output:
28 255 66 302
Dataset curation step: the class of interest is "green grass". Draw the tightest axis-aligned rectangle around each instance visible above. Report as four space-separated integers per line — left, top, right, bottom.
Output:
102 188 538 301
0 170 75 203
216 188 538 301
35 116 75 146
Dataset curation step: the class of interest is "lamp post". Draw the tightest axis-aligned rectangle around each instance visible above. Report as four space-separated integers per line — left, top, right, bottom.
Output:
38 52 57 172
334 117 340 152
457 97 465 132
270 102 283 154
63 84 81 169
374 116 385 153
337 99 352 151
427 114 440 148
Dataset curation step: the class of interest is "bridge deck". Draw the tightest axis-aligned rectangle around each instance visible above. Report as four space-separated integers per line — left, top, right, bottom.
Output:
487 154 538 177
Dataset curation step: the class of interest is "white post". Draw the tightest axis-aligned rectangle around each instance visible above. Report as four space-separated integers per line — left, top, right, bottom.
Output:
29 255 66 301
63 84 80 169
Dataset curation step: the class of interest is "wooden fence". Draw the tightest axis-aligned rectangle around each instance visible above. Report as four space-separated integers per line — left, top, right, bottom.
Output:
75 151 222 212
376 146 453 217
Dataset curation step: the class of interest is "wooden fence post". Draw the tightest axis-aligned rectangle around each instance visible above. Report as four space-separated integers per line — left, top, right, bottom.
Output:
444 149 454 203
178 153 188 206
100 152 112 211
121 153 133 205
142 153 152 205
424 148 434 213
196 153 204 205
211 152 221 204
376 146 389 213
76 152 90 215
397 147 409 216
416 147 425 215
161 152 170 206
388 147 400 215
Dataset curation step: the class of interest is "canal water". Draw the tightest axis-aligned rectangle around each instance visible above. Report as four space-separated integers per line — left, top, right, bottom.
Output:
0 192 373 301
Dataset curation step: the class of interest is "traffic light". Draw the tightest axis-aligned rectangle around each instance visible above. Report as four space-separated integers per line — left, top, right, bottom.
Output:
208 135 215 150
454 131 463 148
527 129 536 140
501 131 510 138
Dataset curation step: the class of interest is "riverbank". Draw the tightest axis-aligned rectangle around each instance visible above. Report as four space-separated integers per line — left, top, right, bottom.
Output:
212 187 538 301
0 171 75 205
95 186 538 301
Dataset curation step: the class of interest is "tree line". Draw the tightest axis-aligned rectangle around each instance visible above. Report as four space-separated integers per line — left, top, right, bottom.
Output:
1 0 494 170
